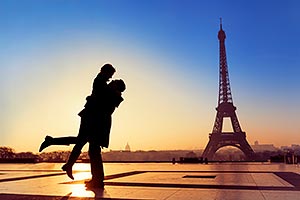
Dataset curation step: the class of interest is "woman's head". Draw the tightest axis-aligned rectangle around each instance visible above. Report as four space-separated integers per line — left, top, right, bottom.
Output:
109 79 126 92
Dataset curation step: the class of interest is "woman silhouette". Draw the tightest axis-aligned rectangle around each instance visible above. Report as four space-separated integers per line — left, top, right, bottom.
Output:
39 78 126 188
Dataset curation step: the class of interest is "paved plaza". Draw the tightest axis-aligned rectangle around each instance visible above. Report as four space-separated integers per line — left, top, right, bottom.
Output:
1 163 300 199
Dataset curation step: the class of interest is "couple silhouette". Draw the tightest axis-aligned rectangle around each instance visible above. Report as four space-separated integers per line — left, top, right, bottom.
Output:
39 64 126 189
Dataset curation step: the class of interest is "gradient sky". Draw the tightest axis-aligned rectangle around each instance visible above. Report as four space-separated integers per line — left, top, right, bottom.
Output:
1 0 299 153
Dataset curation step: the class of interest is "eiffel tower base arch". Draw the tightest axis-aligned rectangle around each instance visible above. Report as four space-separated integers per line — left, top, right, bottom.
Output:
202 132 255 161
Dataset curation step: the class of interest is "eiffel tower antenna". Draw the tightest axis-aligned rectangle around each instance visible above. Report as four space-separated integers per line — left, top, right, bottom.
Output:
202 20 255 161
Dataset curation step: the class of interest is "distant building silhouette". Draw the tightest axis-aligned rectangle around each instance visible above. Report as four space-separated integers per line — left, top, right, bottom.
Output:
281 144 300 152
185 151 197 158
251 141 278 152
124 143 131 152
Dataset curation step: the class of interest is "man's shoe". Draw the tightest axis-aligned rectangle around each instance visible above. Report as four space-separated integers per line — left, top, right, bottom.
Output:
85 180 104 189
39 136 53 152
62 164 74 180
84 179 92 184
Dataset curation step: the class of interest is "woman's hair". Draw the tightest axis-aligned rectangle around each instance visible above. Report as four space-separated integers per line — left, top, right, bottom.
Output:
113 79 126 92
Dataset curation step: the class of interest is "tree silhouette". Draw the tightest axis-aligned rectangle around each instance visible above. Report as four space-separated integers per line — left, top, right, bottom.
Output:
0 146 16 159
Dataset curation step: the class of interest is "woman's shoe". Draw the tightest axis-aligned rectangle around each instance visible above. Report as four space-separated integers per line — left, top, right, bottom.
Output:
39 136 53 152
62 164 74 180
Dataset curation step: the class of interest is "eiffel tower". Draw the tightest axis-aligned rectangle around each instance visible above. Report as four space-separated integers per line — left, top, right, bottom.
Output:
202 20 255 161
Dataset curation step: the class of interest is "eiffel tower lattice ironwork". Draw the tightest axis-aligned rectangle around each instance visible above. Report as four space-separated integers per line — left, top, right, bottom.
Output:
202 20 255 161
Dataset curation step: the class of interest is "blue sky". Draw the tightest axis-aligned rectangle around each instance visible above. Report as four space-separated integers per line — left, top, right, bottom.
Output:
0 0 299 152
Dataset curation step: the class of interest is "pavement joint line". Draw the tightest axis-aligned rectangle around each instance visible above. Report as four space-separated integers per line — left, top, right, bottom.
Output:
104 181 298 191
0 172 66 183
0 169 90 172
61 171 147 184
145 170 280 173
105 171 147 180
0 193 151 200
0 170 282 173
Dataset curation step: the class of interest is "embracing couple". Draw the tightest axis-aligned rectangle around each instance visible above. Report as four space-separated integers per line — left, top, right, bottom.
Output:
39 64 125 189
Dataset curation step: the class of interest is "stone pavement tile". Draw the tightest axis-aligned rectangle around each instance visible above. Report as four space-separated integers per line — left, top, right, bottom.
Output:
251 173 293 187
95 186 157 199
165 188 218 200
262 191 300 200
215 189 265 200
0 173 92 197
118 187 179 200
110 172 261 187
109 172 217 185
214 173 256 186
274 172 300 187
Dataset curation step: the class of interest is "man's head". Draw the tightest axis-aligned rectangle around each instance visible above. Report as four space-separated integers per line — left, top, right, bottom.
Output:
100 63 116 81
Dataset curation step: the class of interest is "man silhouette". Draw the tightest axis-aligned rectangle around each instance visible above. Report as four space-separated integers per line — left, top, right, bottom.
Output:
67 63 116 187
39 64 125 188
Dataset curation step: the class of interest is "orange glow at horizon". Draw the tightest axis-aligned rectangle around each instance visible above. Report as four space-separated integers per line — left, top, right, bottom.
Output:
2 35 299 153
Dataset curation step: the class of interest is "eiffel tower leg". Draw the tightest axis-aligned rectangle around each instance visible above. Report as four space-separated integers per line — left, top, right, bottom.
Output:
202 137 220 160
238 139 255 160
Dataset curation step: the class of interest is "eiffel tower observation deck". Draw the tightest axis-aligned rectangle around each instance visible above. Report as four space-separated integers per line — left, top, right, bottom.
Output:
202 20 255 161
